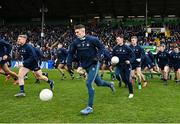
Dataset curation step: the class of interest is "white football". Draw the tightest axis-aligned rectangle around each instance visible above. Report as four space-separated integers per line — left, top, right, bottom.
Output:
39 89 53 101
111 56 119 64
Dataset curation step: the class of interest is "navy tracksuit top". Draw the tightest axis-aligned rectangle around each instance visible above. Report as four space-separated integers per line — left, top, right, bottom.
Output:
67 35 105 69
18 43 38 66
112 44 135 66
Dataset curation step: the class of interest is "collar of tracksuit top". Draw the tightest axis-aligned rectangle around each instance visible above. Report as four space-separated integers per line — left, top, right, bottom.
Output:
19 43 38 62
74 35 102 69
79 36 86 41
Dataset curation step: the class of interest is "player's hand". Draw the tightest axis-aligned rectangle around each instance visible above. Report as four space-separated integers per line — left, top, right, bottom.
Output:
110 64 116 69
2 55 8 60
97 54 104 62
125 60 130 64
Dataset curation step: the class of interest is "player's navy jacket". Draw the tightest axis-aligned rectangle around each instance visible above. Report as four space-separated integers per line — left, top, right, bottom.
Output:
56 48 68 61
0 39 12 58
169 51 180 68
142 54 154 68
112 44 135 66
18 43 38 66
156 51 170 65
129 45 145 60
67 35 105 69
103 49 111 62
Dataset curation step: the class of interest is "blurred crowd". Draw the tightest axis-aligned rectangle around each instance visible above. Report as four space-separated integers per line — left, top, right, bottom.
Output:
0 23 179 60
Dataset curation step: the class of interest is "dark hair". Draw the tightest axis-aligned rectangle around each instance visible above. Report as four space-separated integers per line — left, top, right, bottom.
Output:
131 36 137 39
74 24 85 30
18 34 28 39
116 34 124 38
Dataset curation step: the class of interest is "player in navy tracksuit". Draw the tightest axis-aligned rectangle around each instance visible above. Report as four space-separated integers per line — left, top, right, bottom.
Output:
14 35 54 97
0 39 18 83
146 49 155 68
147 49 158 71
56 43 74 80
67 24 115 115
22 46 49 83
142 54 153 70
112 34 135 98
169 46 180 83
142 49 157 73
156 44 170 85
130 36 147 89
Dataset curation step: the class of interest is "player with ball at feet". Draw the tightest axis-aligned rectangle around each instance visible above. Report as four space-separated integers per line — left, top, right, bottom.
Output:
67 24 116 115
14 35 54 97
112 34 135 99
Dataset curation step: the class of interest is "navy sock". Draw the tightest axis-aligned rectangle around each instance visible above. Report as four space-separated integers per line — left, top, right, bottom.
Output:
20 85 24 93
47 79 51 84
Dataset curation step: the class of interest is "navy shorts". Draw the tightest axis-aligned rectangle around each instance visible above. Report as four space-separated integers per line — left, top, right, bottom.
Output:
146 62 155 69
158 63 169 70
132 61 141 70
24 61 40 71
54 59 66 68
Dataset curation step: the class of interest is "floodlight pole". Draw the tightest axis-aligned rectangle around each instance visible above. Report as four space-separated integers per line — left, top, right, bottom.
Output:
145 0 148 32
40 3 45 47
41 4 45 37
40 0 48 47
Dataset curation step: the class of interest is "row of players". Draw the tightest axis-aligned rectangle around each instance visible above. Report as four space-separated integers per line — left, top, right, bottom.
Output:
54 36 180 86
0 24 180 115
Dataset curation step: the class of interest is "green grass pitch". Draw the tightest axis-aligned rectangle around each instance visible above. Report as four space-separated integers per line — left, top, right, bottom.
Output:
0 69 180 123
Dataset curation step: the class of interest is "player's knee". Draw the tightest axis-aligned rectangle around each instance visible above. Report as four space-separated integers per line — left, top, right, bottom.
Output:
86 81 93 88
37 75 42 79
35 72 41 77
164 69 168 73
136 73 141 78
164 66 169 72
136 69 142 75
